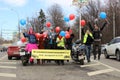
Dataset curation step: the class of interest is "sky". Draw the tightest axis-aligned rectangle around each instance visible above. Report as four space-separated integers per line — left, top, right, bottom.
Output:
0 0 77 40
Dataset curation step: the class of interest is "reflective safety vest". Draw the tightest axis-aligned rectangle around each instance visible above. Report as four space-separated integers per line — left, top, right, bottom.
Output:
56 37 65 47
83 33 93 44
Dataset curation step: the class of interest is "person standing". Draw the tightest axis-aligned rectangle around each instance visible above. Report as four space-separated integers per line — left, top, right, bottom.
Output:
56 34 66 65
83 30 94 62
65 27 74 50
88 19 108 60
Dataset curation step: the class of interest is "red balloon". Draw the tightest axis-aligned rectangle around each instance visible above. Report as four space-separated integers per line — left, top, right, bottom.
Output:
55 27 60 33
69 29 72 34
46 22 51 27
65 33 70 39
35 33 41 39
43 32 48 38
21 37 26 43
80 20 86 27
65 31 69 34
69 14 75 20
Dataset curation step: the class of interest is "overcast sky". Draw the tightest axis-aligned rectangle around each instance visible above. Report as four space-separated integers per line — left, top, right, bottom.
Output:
0 0 76 40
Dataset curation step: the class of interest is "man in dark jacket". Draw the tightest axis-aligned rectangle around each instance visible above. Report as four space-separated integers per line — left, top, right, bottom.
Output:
88 19 108 60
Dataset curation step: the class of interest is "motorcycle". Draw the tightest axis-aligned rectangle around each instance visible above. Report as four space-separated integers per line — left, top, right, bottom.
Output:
20 48 34 66
71 40 85 65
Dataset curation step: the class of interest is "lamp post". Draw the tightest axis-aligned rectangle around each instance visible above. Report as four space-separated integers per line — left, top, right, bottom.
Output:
11 9 20 40
72 0 88 40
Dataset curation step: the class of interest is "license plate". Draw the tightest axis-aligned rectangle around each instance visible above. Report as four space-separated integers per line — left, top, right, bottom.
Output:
78 55 84 60
20 52 25 56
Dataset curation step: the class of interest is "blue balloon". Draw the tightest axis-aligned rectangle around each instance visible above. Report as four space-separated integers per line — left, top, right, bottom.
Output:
60 31 66 37
64 17 70 22
20 19 26 26
99 12 107 19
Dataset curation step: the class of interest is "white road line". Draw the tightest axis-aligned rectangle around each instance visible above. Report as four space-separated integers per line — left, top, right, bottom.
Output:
80 63 100 68
0 66 16 69
0 55 7 60
93 60 120 73
0 62 16 64
88 69 114 76
0 73 16 78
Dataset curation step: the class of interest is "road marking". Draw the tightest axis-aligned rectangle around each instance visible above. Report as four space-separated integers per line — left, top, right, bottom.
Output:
88 69 114 76
93 60 120 73
0 62 16 64
0 73 16 78
0 66 16 69
0 55 7 60
80 63 100 68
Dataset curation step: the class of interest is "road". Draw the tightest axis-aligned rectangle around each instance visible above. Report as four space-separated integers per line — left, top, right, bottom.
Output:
0 52 120 80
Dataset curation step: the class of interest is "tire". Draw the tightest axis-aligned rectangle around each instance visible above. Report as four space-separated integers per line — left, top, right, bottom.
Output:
17 57 21 60
116 51 120 61
21 56 27 66
8 56 12 60
80 59 84 65
104 50 109 59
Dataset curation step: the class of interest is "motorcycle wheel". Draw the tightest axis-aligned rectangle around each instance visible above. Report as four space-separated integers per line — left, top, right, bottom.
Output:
80 59 84 65
21 56 27 66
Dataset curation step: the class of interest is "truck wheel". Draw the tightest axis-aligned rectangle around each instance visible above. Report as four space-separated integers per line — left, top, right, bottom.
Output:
116 51 120 61
80 59 84 65
8 56 12 60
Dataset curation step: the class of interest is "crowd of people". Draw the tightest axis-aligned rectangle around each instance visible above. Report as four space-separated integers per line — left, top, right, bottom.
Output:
23 27 74 65
23 19 108 65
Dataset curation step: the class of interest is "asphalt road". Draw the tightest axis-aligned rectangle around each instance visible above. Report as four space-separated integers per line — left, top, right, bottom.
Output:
0 52 120 80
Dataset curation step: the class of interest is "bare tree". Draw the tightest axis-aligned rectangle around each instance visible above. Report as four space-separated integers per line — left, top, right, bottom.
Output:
74 0 120 43
25 9 46 33
47 4 65 29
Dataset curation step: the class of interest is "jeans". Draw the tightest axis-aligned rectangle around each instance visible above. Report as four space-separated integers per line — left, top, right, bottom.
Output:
85 45 91 62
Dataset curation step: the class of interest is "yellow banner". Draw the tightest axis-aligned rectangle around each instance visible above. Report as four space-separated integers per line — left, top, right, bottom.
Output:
32 49 71 60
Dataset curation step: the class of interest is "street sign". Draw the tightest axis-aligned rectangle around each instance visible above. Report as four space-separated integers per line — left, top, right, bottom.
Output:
72 0 89 6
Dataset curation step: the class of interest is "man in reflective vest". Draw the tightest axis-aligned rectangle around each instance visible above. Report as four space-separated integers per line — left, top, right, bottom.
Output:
83 30 94 62
56 35 65 65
